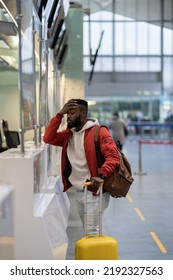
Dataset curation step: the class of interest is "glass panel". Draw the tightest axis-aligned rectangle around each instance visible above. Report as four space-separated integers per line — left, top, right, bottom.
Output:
100 23 113 55
20 0 36 130
136 0 149 20
149 0 161 20
115 21 161 56
149 23 161 54
94 57 113 72
164 21 173 30
125 57 148 71
115 57 150 72
137 22 148 54
114 0 133 21
163 57 173 89
125 57 137 71
90 11 113 21
83 0 173 80
90 22 113 55
114 14 132 21
83 56 92 71
115 57 125 71
125 22 136 54
114 0 126 19
163 26 173 55
84 56 113 72
83 21 90 55
164 0 173 20
124 0 136 19
83 14 89 21
149 57 161 71
115 22 125 54
135 57 148 71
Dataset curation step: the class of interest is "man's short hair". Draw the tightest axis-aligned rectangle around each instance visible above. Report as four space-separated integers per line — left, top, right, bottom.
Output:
74 99 88 109
113 112 119 118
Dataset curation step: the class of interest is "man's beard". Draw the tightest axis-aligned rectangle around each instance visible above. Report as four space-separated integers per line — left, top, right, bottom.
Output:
67 115 82 129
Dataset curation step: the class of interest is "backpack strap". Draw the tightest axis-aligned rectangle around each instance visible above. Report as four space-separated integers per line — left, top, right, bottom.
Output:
94 125 108 142
94 125 100 143
94 125 108 169
94 126 101 169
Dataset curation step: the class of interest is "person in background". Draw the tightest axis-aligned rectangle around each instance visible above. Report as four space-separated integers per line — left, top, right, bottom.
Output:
43 99 120 235
110 112 128 150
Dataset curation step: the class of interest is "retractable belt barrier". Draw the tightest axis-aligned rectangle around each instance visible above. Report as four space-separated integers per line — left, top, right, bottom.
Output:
134 140 173 176
139 140 173 145
128 122 173 141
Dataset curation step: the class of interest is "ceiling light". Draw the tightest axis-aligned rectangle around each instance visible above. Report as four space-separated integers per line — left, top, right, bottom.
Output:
88 100 96 106
143 91 150 96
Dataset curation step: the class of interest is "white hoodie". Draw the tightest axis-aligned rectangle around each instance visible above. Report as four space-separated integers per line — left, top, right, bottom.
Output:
67 118 99 189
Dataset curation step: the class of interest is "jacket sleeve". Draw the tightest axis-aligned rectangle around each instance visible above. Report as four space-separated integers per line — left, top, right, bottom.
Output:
98 126 120 177
43 113 68 146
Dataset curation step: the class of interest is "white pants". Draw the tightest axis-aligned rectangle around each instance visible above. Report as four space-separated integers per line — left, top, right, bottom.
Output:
75 189 110 235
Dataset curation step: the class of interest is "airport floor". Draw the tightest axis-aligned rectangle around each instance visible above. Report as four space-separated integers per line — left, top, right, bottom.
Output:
66 137 173 260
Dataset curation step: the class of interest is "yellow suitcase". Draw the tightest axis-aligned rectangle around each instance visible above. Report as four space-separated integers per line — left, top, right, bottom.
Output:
75 234 118 260
75 180 118 260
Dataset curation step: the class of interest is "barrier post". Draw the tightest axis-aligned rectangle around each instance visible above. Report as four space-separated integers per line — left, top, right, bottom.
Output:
134 140 147 175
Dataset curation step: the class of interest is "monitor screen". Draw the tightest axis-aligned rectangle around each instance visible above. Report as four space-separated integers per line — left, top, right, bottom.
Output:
33 0 48 19
48 3 65 49
47 0 60 29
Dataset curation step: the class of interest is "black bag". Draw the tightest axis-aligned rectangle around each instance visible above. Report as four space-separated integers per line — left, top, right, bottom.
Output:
94 126 134 198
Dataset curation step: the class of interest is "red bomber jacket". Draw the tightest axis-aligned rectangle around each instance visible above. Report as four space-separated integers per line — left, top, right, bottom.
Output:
43 113 120 192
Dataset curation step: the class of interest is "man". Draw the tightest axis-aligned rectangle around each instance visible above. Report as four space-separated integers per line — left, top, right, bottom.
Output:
43 99 120 234
110 112 128 150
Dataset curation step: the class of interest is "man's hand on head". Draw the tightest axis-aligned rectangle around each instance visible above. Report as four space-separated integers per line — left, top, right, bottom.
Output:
59 99 78 115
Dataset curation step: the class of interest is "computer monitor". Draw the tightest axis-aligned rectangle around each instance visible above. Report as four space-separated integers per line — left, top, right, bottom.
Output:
48 2 65 49
33 0 48 20
47 0 60 29
5 131 20 149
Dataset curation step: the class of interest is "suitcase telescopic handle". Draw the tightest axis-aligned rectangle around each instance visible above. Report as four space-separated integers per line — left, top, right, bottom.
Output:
83 182 92 187
84 178 104 187
83 178 104 236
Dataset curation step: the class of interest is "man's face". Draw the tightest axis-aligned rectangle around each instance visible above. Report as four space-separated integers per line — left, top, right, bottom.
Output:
67 106 83 129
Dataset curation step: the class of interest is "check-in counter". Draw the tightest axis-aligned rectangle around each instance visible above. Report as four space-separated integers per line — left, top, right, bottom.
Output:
0 145 70 259
0 184 14 259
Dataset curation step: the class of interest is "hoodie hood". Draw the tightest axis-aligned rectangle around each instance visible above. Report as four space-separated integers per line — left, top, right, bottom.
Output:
70 118 99 134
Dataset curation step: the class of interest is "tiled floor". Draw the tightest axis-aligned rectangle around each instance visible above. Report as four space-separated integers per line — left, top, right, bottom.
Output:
66 137 173 260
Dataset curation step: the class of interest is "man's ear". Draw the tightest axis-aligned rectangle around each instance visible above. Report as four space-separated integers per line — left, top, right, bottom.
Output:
81 110 87 118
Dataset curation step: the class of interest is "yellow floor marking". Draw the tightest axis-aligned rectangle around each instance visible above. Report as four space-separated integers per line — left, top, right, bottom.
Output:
134 207 145 221
150 232 167 253
126 194 133 203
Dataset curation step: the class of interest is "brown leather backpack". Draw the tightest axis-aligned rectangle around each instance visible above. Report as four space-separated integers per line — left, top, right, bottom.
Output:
94 125 134 198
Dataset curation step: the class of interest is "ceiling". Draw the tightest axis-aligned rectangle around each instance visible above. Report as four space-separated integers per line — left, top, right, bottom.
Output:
0 0 18 70
0 0 172 71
